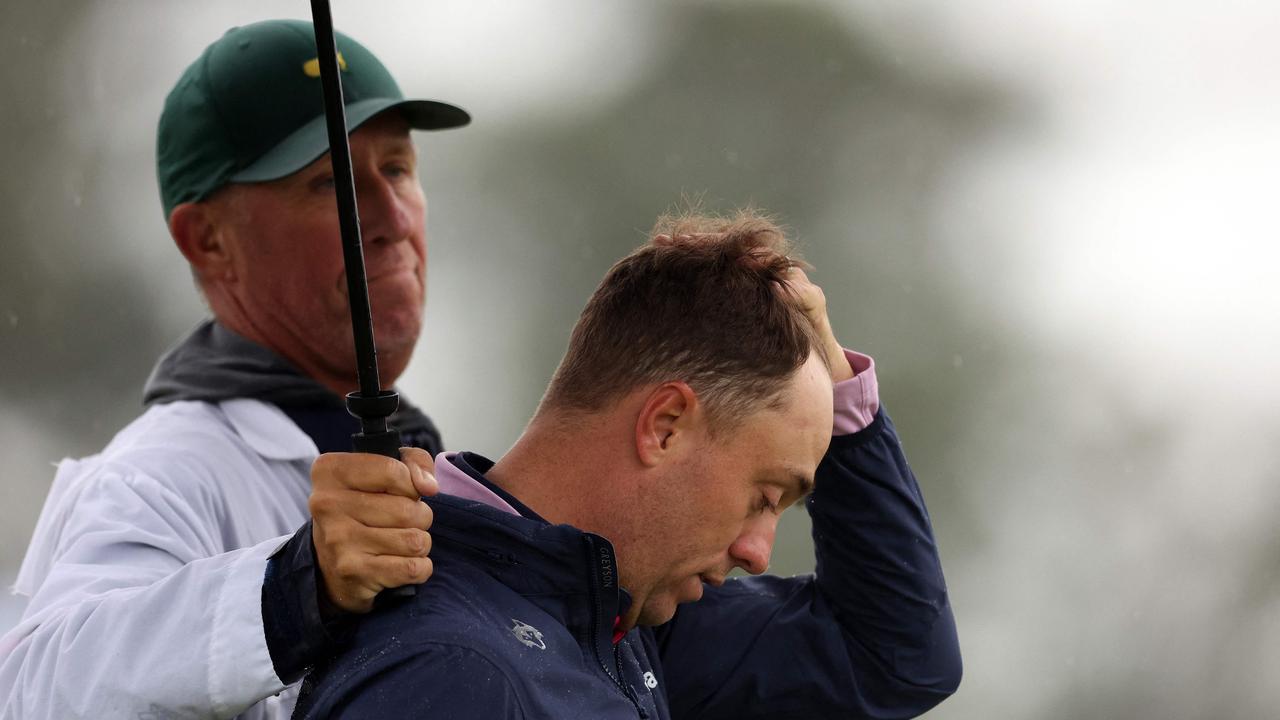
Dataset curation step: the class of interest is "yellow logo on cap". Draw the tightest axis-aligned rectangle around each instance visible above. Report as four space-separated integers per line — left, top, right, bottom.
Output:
303 53 348 77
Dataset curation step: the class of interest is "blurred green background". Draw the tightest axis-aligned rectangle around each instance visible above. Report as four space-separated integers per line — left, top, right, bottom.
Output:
2 1 1278 717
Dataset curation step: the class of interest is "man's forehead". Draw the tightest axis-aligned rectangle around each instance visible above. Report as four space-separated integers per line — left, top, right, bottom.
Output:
760 378 831 495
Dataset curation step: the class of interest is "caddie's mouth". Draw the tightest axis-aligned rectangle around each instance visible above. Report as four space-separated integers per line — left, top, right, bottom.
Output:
366 265 419 284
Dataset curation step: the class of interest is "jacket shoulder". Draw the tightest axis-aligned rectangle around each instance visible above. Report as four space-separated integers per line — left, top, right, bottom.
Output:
298 568 537 718
296 639 528 719
303 553 622 718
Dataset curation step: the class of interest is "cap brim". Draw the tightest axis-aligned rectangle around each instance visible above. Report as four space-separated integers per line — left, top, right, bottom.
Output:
230 97 470 184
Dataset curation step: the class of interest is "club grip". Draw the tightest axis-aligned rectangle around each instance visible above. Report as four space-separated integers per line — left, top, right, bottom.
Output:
350 429 401 458
353 428 419 600
346 392 416 598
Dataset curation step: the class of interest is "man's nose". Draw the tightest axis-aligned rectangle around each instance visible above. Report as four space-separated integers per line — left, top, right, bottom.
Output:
355 173 413 244
728 520 777 576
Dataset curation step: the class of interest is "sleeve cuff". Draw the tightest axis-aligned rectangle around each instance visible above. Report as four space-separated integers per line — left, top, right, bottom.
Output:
209 534 294 714
832 349 879 435
261 520 355 684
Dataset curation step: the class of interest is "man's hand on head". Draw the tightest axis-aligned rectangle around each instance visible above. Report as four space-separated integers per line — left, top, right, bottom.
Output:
309 447 439 614
784 267 855 383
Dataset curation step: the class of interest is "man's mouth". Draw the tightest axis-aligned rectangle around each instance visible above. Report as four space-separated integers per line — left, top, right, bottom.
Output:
366 265 417 283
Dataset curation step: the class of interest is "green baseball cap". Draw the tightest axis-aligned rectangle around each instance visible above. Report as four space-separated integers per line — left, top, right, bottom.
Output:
156 19 469 218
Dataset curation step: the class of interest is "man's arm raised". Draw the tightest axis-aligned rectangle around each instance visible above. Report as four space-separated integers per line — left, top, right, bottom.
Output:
655 272 961 719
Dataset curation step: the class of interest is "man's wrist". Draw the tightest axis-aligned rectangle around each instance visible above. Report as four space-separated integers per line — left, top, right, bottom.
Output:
262 521 355 683
832 349 879 433
316 578 341 621
828 342 855 382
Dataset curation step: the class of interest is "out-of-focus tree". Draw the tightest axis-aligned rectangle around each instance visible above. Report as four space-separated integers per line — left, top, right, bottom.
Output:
0 0 174 447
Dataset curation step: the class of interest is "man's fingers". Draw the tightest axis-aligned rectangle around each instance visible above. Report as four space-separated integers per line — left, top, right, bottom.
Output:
312 452 420 499
325 553 435 612
312 490 432 531
320 521 431 559
314 519 435 613
781 266 822 310
779 266 830 330
363 553 435 590
358 526 433 558
400 447 439 497
786 265 812 284
779 266 855 382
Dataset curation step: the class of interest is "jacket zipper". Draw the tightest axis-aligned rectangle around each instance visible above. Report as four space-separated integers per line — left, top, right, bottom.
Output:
586 536 647 717
615 643 647 717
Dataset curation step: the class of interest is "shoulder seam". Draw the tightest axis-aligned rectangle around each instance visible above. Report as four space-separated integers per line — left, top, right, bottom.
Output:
332 640 530 719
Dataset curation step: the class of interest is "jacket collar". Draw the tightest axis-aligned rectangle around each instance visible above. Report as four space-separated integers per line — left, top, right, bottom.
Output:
143 319 338 408
428 489 626 662
434 452 521 516
218 398 318 461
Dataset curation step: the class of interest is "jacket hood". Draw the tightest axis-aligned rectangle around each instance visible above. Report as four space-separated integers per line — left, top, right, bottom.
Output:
142 320 441 451
142 320 340 408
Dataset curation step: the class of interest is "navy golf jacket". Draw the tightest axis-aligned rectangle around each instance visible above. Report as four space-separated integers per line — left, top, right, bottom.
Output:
293 410 961 719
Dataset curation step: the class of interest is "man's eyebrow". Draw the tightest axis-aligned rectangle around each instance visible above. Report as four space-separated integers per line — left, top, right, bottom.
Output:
763 471 814 504
382 142 417 161
791 472 815 499
793 474 814 497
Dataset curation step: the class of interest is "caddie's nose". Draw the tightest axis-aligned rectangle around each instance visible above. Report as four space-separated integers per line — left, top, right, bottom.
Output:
356 172 414 246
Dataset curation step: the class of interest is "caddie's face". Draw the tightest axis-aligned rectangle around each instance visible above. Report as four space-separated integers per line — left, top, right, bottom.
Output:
624 352 834 628
213 112 427 384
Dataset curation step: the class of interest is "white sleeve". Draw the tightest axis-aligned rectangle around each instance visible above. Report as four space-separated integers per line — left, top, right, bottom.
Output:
0 466 292 719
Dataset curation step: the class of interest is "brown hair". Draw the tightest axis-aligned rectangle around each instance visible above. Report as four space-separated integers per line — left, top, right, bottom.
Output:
539 208 825 432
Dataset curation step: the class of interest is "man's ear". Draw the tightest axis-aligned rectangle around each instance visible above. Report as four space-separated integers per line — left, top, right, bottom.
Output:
634 382 701 467
169 201 235 283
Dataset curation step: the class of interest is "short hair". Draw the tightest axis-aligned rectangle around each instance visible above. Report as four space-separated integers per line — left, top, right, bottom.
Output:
540 209 826 432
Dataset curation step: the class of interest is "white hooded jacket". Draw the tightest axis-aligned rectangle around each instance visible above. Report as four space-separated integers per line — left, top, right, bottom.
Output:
1 397 316 719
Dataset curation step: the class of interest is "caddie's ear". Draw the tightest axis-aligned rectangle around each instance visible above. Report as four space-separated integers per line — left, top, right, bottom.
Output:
169 201 235 283
634 382 703 467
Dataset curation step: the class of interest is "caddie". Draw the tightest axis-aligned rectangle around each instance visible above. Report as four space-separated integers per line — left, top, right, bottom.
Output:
0 19 465 719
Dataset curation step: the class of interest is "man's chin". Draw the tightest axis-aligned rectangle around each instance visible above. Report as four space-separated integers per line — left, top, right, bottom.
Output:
634 599 680 628
635 585 707 627
369 279 424 332
370 311 422 353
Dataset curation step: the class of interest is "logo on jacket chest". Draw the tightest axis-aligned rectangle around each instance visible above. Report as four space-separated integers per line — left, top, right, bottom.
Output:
509 618 546 650
642 671 659 690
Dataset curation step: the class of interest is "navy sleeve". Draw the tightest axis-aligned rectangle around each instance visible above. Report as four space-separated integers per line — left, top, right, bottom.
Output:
292 644 527 719
655 409 961 720
261 520 355 683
